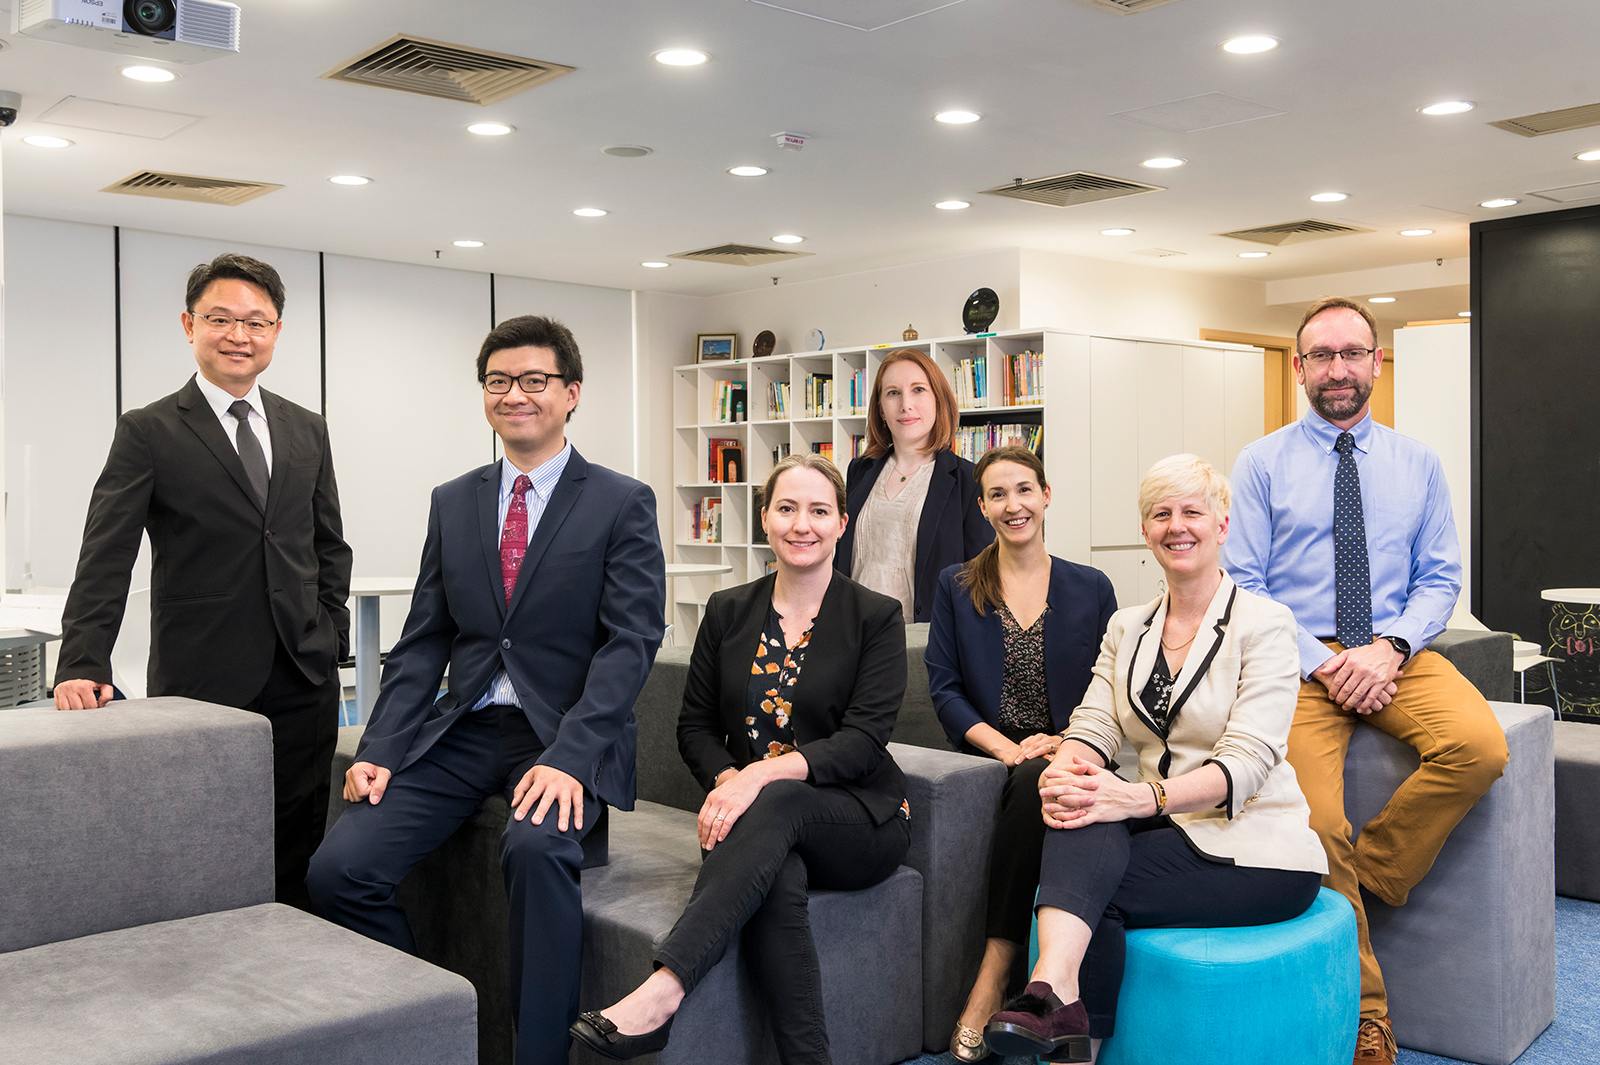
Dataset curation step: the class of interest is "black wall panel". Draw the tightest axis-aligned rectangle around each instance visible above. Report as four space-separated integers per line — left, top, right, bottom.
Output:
1472 203 1600 641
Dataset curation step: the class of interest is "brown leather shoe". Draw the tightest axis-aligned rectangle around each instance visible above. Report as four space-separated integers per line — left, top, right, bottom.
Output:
1354 1014 1396 1065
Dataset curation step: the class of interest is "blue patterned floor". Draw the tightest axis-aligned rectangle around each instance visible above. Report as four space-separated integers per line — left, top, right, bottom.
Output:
903 896 1600 1065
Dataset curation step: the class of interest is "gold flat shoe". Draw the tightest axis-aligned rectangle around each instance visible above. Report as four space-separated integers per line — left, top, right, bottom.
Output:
950 1021 992 1062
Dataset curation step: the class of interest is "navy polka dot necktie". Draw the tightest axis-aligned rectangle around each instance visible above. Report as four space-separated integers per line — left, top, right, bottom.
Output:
1334 431 1373 648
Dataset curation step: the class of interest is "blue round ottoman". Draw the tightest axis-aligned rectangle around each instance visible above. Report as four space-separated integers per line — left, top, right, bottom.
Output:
1028 887 1357 1065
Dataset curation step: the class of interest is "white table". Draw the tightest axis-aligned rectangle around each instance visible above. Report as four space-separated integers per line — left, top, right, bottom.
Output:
1541 588 1600 605
665 562 733 578
348 578 416 724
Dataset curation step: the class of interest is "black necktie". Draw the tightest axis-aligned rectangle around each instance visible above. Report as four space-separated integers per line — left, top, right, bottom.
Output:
228 399 269 508
1334 431 1372 648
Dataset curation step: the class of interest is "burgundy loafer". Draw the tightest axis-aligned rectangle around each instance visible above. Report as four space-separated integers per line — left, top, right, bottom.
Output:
983 981 1091 1063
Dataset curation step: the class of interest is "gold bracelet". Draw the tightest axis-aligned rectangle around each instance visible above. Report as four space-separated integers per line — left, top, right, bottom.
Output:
1149 780 1168 816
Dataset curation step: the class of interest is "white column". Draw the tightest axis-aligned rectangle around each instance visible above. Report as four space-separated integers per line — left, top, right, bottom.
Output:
1393 322 1472 617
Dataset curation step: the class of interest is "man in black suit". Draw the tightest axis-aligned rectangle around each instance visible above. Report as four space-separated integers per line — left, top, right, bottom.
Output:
56 253 352 912
307 315 665 1065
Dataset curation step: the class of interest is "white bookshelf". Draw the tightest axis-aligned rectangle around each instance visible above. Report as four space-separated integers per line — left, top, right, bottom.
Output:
669 328 1264 641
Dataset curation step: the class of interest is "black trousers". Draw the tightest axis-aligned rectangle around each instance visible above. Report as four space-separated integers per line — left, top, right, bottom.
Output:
238 639 340 912
655 779 911 1065
307 704 602 1065
1036 820 1321 1040
985 755 1051 944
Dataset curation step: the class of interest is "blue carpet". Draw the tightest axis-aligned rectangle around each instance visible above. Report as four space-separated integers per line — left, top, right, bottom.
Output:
902 896 1600 1065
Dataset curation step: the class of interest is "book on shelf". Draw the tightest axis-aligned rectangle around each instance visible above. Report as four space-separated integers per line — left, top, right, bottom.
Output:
848 367 867 414
952 423 1043 463
713 379 748 423
954 354 988 409
771 441 792 465
767 381 792 419
763 559 778 575
690 495 723 544
752 485 768 544
708 437 741 482
719 446 744 485
849 433 866 460
803 372 834 418
1001 350 1043 405
810 440 835 464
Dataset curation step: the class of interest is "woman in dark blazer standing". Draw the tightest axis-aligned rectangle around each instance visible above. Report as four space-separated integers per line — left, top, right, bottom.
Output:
924 446 1116 1062
834 347 993 623
571 453 910 1065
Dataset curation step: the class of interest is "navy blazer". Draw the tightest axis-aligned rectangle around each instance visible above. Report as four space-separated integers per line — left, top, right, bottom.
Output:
925 557 1116 750
677 572 908 825
834 449 993 623
353 449 665 810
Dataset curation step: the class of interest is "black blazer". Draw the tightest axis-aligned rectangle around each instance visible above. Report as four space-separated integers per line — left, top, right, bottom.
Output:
58 375 352 707
677 572 908 825
834 449 994 623
353 450 665 810
924 558 1117 750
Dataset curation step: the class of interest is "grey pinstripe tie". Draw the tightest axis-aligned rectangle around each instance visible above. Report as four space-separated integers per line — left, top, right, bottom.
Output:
228 399 269 508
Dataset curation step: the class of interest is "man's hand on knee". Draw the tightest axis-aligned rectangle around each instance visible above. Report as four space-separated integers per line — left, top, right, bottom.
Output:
54 679 113 710
1314 645 1404 714
513 764 585 832
345 762 391 804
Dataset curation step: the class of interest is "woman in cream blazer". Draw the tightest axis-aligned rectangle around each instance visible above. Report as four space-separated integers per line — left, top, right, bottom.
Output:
983 455 1328 1064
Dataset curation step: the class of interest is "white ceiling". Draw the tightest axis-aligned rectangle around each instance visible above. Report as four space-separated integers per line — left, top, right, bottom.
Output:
2 0 1598 306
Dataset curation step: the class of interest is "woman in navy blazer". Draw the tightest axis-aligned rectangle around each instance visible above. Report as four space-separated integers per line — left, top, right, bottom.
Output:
924 446 1115 1062
834 348 993 623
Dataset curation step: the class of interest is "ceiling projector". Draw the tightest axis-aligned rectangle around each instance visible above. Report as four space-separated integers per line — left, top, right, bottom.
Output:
12 0 240 63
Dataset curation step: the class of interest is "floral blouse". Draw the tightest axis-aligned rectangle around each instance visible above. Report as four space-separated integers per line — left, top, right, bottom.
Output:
746 604 809 759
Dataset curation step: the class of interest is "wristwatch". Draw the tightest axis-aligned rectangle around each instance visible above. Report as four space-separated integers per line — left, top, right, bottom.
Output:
1381 635 1411 660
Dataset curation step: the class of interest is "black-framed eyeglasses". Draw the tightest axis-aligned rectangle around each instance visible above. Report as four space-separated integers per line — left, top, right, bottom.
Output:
1300 347 1376 366
483 371 566 395
194 313 279 337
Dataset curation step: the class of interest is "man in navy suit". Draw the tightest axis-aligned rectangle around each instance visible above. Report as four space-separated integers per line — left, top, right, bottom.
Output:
308 315 665 1065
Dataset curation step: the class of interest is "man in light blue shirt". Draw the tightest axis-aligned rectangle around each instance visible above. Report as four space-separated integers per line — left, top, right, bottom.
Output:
1227 296 1507 1065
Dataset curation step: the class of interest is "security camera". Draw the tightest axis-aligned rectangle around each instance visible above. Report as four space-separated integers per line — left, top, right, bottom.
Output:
0 91 19 128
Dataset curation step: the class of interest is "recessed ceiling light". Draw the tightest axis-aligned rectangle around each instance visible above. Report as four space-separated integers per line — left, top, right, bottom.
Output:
728 166 769 177
573 208 608 217
603 144 652 157
934 110 981 124
1238 251 1270 258
1140 157 1186 169
328 175 370 186
1369 297 1396 303
934 200 971 210
1221 35 1279 54
1310 192 1348 202
1100 228 1135 236
654 48 709 66
1458 311 1472 317
1420 101 1474 115
120 65 177 82
1480 198 1519 208
467 122 514 136
1399 228 1434 236
641 261 670 268
771 234 805 244
1576 149 1600 162
21 135 72 148
453 240 484 248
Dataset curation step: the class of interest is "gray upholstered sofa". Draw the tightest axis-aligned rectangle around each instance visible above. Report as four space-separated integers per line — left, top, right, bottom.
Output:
1 698 476 1065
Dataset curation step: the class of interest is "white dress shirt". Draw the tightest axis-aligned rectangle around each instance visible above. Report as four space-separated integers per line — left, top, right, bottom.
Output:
473 441 573 710
194 373 273 473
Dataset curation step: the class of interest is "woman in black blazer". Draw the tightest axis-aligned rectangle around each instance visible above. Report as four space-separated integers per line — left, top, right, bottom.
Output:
924 446 1116 1062
834 347 993 623
571 453 910 1065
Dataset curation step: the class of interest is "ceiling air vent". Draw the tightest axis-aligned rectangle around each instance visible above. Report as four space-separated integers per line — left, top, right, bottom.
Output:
102 171 282 207
1490 101 1600 138
1216 218 1372 246
669 244 815 267
980 171 1165 209
1070 0 1184 13
322 34 575 106
1130 248 1186 258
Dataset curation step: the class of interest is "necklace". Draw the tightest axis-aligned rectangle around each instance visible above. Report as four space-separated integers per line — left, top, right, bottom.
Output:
1160 618 1201 652
893 455 928 483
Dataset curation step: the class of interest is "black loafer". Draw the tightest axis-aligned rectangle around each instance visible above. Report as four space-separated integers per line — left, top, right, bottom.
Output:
569 1010 675 1060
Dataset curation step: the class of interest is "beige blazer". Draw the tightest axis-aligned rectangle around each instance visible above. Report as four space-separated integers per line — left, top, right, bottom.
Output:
1064 572 1328 874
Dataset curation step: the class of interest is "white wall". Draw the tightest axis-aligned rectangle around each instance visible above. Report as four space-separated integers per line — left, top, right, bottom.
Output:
1393 322 1472 616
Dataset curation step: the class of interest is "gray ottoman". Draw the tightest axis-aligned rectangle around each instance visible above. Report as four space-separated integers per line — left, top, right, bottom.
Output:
576 802 925 1065
1553 719 1600 901
1345 702 1554 1065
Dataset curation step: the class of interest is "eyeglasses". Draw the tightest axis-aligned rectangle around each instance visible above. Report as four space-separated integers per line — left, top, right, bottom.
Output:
193 313 279 336
483 371 566 395
1300 347 1376 366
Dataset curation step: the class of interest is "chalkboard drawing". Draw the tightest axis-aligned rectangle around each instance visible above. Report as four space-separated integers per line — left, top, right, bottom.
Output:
1547 599 1600 721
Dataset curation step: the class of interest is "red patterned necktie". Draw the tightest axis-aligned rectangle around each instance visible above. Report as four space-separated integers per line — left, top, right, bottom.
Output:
500 474 533 605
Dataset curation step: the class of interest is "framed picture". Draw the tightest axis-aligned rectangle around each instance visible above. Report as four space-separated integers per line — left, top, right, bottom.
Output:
698 333 738 362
